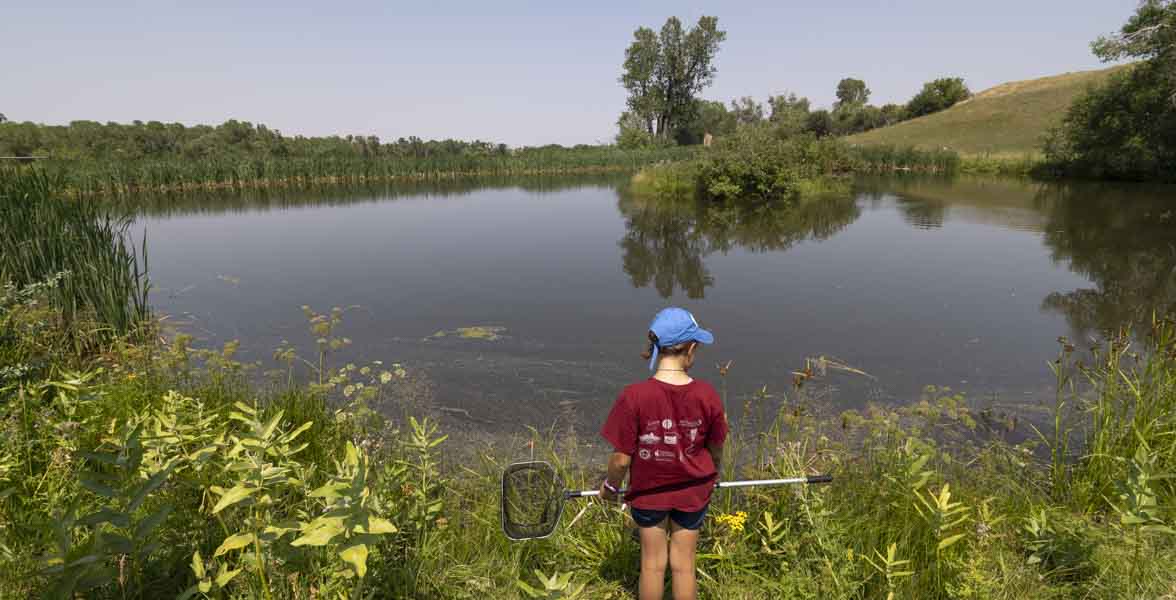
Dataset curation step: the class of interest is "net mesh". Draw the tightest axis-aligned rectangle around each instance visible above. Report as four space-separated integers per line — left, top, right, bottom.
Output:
501 462 564 540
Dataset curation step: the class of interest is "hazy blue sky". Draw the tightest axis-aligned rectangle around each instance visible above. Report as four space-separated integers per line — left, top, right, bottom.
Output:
3 1 1136 146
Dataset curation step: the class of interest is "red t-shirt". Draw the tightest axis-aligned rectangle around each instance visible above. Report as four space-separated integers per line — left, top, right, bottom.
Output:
600 378 728 511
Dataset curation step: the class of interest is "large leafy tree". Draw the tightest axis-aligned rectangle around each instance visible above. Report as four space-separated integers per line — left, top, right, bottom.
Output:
673 100 736 145
834 78 871 108
620 16 726 140
768 92 811 135
1045 0 1176 180
1092 0 1176 99
906 77 971 118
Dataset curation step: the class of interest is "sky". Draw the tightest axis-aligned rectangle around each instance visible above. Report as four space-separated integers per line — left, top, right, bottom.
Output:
2 1 1138 147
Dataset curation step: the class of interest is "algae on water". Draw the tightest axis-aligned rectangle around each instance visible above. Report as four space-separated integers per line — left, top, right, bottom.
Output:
426 326 507 341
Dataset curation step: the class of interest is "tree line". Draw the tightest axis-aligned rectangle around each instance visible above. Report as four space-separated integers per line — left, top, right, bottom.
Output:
0 119 560 161
616 16 971 149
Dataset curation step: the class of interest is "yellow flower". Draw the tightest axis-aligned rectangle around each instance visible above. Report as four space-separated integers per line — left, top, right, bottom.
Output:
380 371 394 384
343 385 356 398
716 511 748 533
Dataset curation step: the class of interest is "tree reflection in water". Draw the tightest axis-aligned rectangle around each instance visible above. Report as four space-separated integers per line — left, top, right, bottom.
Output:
617 189 861 298
1037 182 1176 339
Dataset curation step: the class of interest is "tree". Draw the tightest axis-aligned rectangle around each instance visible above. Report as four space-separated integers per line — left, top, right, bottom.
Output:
906 77 971 118
617 111 659 149
768 93 811 135
805 109 834 138
620 16 727 140
1044 0 1176 180
879 103 908 126
1091 0 1176 102
835 78 871 108
729 97 765 126
0 113 7 124
673 100 735 145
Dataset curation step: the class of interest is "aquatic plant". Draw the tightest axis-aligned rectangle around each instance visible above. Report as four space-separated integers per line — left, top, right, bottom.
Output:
0 168 149 341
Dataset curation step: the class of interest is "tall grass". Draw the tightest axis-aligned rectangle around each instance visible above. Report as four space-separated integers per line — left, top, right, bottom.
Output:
14 146 698 197
0 168 149 338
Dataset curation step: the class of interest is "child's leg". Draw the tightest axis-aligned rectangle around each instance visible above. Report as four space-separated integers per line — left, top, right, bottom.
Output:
668 521 700 600
637 519 670 600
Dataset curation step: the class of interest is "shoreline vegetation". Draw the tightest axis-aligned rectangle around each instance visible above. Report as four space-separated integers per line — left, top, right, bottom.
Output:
3 159 1176 600
628 130 961 204
0 146 698 197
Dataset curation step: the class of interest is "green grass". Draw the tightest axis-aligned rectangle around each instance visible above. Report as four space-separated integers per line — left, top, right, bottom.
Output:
0 169 149 341
5 146 698 197
847 65 1128 156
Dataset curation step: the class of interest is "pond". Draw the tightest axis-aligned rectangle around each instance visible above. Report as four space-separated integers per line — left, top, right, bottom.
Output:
136 174 1176 433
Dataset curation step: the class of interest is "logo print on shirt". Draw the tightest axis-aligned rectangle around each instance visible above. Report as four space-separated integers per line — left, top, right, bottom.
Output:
678 419 702 428
662 419 673 429
654 449 675 461
638 449 651 460
663 433 678 445
639 432 661 445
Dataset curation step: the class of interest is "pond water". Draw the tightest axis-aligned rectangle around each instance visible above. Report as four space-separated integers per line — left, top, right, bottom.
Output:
136 174 1176 433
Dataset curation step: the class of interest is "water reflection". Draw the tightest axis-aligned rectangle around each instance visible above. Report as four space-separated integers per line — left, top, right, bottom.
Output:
1037 183 1176 339
616 189 861 298
870 176 1176 338
123 174 632 217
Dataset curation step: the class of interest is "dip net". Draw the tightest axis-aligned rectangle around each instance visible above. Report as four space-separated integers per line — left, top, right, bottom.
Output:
501 461 565 540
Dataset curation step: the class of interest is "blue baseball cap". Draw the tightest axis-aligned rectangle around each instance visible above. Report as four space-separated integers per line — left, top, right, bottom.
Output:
648 307 714 370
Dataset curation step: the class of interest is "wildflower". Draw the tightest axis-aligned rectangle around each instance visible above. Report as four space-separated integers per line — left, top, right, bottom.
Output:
360 366 371 376
716 511 748 533
380 371 394 384
126 373 137 381
343 385 356 398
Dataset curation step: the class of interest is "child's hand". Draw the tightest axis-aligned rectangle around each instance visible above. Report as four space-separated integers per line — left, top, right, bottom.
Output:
599 481 618 502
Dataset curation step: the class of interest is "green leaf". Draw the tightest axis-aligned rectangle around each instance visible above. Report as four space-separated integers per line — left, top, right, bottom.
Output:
260 410 284 441
291 518 345 547
232 401 257 416
129 466 173 513
367 516 397 534
80 451 120 465
308 482 346 501
177 584 200 600
191 550 205 579
282 421 314 444
78 475 119 499
339 541 369 578
105 533 134 554
134 506 173 542
79 508 130 528
211 484 258 514
937 533 967 551
215 566 242 587
213 532 255 557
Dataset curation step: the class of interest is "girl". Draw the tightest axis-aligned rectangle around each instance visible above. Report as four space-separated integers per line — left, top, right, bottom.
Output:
599 307 728 600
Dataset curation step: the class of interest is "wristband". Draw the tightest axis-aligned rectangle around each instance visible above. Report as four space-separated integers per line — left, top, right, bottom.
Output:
603 480 621 494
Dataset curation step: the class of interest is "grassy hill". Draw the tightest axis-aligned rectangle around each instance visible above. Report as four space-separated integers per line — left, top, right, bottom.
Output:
847 65 1127 156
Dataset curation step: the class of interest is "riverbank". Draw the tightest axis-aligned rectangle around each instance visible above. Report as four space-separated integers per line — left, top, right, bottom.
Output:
1 146 697 197
2 271 1175 598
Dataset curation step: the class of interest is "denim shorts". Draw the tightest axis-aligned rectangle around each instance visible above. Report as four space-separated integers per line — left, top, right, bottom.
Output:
631 503 709 530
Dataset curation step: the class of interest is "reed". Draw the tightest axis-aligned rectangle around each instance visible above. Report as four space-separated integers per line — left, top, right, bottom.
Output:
0 168 149 339
14 146 698 197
